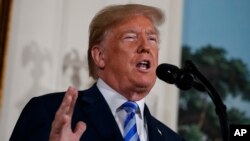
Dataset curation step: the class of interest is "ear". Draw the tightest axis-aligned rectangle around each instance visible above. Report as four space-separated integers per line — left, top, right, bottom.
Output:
91 45 105 69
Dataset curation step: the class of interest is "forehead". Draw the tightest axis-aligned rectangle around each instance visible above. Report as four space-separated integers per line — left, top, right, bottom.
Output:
109 15 158 34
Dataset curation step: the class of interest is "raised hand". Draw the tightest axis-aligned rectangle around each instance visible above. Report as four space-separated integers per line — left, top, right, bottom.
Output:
49 86 86 141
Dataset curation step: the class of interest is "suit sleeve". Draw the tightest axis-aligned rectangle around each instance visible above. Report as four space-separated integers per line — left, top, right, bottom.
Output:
10 97 54 141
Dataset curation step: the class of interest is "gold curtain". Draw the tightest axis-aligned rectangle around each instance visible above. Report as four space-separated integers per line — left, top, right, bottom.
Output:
0 0 12 110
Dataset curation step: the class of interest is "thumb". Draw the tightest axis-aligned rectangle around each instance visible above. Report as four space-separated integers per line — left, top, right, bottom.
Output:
74 121 86 138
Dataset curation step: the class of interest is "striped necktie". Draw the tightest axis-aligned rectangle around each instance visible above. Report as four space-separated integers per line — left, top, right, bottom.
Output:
121 101 140 141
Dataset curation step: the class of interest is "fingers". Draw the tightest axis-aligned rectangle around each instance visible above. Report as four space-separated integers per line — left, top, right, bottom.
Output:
51 114 70 135
49 86 87 141
57 86 78 116
51 86 78 133
68 87 78 116
74 121 87 139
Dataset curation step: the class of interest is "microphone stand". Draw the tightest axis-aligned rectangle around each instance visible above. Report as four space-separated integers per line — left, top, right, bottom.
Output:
181 60 229 141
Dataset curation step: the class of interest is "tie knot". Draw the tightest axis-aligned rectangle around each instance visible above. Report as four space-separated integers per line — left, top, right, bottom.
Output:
121 101 139 113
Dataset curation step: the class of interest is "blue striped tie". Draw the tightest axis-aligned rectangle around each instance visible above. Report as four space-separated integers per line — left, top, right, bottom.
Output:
122 101 140 141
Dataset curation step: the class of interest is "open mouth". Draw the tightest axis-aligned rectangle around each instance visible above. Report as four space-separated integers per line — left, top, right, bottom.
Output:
136 60 151 70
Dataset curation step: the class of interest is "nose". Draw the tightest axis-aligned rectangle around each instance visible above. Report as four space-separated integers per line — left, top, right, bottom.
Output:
137 36 150 54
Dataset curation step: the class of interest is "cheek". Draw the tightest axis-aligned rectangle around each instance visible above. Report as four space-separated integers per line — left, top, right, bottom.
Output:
153 49 159 63
112 46 135 61
105 48 133 70
155 50 159 59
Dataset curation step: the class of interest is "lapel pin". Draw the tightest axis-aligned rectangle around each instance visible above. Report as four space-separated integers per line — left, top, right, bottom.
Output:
157 128 162 136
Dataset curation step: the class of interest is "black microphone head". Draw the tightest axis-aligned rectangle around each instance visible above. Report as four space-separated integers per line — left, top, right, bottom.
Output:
156 63 196 91
156 62 205 91
156 63 179 84
175 71 194 90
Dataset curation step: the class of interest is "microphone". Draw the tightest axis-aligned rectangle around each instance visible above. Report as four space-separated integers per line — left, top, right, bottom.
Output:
156 62 229 141
156 63 205 91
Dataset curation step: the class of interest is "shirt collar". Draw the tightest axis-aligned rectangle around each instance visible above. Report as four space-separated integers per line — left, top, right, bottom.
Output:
96 78 145 118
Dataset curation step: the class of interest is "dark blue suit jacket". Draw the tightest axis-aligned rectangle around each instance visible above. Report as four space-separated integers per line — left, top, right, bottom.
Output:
10 83 185 141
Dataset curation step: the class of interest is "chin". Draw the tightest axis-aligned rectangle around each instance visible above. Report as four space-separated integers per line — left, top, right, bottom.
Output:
126 82 153 101
138 77 156 87
135 81 154 94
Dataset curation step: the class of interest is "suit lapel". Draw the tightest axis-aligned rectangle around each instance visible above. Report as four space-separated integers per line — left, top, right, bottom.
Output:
144 105 164 141
78 84 123 141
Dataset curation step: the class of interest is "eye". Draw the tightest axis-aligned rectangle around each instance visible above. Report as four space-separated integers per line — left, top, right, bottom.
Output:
122 33 137 41
148 35 158 43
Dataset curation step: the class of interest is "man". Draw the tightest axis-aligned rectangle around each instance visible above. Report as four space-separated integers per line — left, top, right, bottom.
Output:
10 4 185 141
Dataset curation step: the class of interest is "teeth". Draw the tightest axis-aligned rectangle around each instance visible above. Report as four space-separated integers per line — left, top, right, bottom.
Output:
137 60 150 70
141 60 148 65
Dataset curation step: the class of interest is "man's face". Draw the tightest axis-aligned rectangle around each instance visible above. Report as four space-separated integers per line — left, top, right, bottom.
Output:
98 15 159 100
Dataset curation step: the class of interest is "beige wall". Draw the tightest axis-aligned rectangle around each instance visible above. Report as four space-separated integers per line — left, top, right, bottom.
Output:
0 0 183 140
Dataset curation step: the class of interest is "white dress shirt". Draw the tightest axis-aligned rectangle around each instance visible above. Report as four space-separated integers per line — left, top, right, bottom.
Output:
97 78 148 141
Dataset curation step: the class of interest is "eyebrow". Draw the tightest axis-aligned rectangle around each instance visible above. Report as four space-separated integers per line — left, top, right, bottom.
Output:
122 29 158 36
